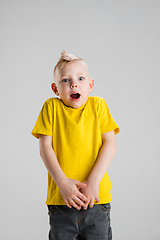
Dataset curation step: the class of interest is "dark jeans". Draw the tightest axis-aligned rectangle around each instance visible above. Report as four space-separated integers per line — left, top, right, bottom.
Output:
48 203 112 240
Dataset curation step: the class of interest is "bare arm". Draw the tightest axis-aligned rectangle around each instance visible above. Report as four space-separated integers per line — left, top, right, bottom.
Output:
39 135 89 210
81 130 117 208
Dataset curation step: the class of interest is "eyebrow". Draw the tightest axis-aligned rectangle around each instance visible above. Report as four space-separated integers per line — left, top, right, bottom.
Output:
78 73 84 75
61 73 84 77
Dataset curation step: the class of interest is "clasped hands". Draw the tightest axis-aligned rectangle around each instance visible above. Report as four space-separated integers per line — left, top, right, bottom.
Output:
58 178 100 210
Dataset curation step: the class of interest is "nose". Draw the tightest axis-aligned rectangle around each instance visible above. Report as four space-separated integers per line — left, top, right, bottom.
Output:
71 81 78 88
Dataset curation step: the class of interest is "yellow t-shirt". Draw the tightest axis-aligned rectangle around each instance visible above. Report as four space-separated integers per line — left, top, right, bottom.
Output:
31 96 120 205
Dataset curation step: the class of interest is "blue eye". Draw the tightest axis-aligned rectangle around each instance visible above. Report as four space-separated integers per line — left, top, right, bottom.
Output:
62 78 69 82
79 77 84 81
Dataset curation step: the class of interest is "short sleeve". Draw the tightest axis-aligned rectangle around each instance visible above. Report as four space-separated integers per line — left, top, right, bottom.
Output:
31 100 53 139
98 98 120 135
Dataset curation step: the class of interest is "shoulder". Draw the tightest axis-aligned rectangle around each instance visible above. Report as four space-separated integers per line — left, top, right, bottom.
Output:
45 97 61 104
88 96 107 108
44 97 62 108
88 96 105 103
40 98 63 115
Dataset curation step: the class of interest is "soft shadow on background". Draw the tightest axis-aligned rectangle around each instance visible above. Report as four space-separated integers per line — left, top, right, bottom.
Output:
1 1 160 239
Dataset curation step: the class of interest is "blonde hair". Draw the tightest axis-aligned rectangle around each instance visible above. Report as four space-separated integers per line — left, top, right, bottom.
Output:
54 51 83 74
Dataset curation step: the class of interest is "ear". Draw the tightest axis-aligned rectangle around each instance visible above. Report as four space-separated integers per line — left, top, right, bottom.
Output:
51 83 59 96
89 79 94 93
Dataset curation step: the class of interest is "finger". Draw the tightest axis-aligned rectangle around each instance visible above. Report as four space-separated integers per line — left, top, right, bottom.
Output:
73 196 86 207
83 203 88 210
69 199 81 210
89 199 94 208
64 200 72 208
73 196 89 210
75 180 86 189
77 192 89 203
65 200 72 208
83 202 89 209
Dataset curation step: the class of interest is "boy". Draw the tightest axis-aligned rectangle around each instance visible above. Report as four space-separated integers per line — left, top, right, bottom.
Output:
32 51 120 240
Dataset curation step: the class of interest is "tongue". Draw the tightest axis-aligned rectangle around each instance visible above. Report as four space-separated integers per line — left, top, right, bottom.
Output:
70 93 80 99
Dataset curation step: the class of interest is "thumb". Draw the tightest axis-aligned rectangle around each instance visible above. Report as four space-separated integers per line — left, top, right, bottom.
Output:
75 180 86 189
95 196 100 203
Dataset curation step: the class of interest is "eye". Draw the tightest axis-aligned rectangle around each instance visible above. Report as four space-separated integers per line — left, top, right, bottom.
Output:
79 77 84 81
62 78 69 82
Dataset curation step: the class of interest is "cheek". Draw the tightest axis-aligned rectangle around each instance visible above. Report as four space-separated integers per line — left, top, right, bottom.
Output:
83 85 90 93
59 86 69 95
63 86 69 93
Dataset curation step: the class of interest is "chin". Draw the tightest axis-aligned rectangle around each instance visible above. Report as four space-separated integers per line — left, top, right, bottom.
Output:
63 98 84 109
71 102 83 109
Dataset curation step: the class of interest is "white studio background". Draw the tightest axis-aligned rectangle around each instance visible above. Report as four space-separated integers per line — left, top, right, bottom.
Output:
1 0 160 239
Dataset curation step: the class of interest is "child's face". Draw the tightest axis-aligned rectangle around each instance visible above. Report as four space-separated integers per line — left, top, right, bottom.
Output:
52 60 94 109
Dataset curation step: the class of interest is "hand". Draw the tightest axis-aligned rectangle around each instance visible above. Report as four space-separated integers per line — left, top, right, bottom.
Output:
80 180 100 210
58 178 89 210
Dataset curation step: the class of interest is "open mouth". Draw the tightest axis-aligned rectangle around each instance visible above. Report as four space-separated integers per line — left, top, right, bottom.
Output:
70 93 81 100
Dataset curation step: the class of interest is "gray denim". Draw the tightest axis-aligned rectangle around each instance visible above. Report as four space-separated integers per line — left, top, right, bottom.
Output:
48 203 112 240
